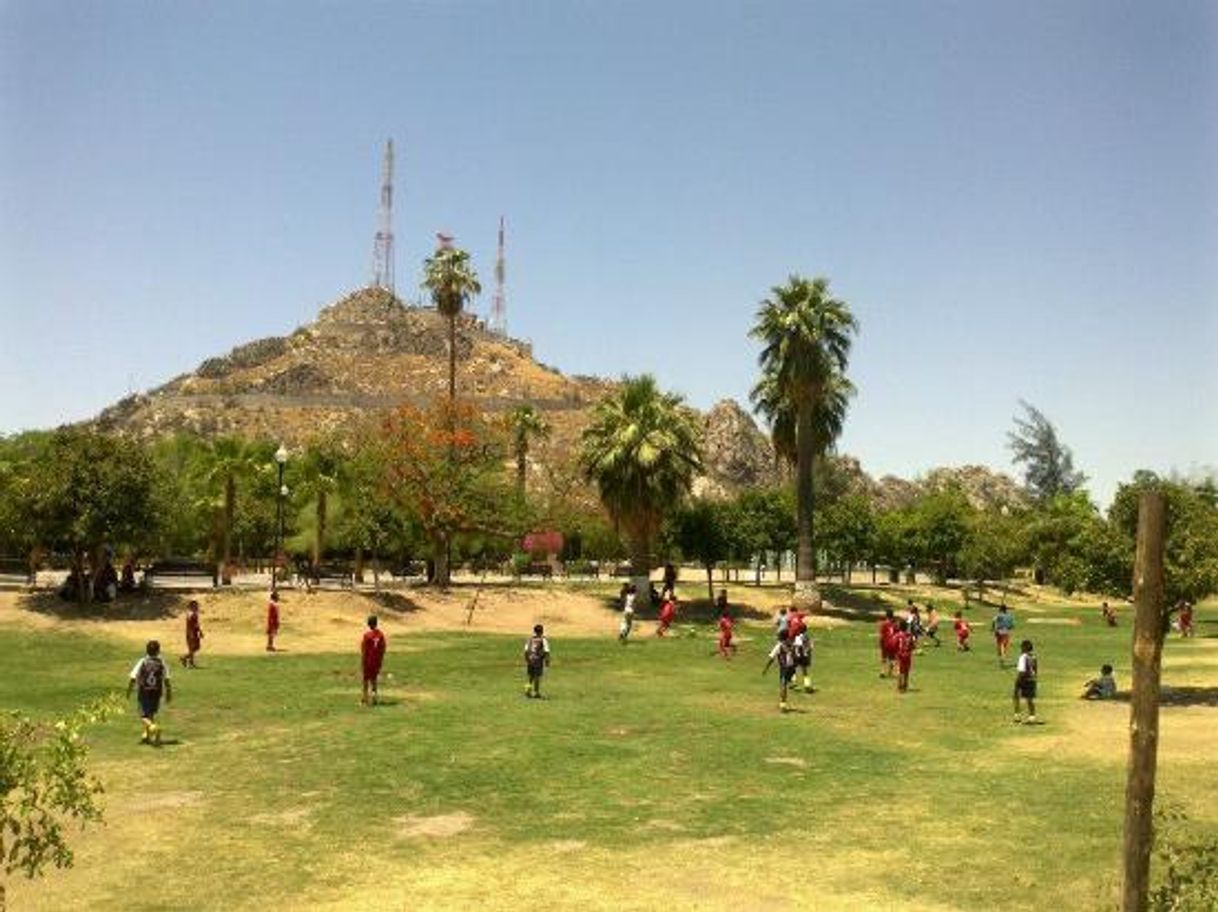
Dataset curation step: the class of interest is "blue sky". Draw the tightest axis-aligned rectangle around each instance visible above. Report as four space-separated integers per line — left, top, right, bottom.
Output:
2 1 1215 507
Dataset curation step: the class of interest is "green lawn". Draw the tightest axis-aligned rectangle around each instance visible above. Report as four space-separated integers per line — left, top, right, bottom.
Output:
3 594 1215 911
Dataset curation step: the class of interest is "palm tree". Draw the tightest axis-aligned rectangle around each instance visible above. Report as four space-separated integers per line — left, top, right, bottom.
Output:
580 375 704 604
296 442 344 571
750 275 858 610
421 243 482 402
202 436 260 583
507 404 551 495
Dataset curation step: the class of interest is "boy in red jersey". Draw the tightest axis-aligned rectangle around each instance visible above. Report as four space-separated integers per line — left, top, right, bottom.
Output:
266 590 280 652
180 599 204 667
1178 601 1194 638
656 595 677 637
953 610 971 651
360 615 387 705
895 620 915 693
878 608 897 678
717 605 735 658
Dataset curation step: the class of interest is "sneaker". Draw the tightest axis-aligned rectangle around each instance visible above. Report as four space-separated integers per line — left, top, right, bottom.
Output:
1026 715 1040 725
1012 714 1023 724
779 702 789 712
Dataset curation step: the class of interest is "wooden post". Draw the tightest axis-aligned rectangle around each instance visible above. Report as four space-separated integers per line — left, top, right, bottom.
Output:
1121 491 1167 912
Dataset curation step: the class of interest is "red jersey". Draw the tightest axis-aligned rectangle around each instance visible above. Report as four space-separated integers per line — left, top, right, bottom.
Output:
718 615 733 637
879 618 896 647
266 601 280 633
954 619 970 640
788 611 806 639
659 599 676 623
361 628 386 675
185 612 202 646
895 630 914 661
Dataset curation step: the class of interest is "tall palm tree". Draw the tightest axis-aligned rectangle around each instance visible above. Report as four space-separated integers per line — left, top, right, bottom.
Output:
421 243 482 402
507 404 551 495
750 275 858 610
580 375 704 603
296 442 344 570
202 436 260 582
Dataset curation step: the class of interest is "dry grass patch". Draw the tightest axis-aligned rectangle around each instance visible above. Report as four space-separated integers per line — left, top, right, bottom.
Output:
395 811 476 839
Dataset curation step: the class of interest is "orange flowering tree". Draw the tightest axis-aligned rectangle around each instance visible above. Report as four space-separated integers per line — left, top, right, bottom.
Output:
380 399 518 586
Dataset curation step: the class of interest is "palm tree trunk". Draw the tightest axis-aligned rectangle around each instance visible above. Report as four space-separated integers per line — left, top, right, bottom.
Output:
314 490 326 569
223 474 235 584
794 401 820 610
448 315 457 402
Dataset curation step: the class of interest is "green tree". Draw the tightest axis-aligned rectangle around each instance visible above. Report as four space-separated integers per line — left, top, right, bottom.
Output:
21 429 160 602
910 487 974 584
819 493 875 583
201 436 263 581
734 487 798 582
421 243 482 402
580 375 704 603
750 275 858 609
1022 491 1103 594
506 404 551 495
958 509 1025 601
671 498 734 601
1008 400 1087 502
1 696 119 908
293 440 346 569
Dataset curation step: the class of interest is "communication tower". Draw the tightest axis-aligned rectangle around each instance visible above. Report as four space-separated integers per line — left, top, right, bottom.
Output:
490 216 506 335
370 139 395 294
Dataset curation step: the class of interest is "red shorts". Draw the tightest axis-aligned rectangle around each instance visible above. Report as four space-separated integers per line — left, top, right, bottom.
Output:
881 643 897 661
719 634 732 649
995 632 1010 646
362 664 382 682
898 657 912 675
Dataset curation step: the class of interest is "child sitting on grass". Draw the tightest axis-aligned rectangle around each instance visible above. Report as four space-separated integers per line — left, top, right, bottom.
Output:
523 624 551 699
1081 664 1117 700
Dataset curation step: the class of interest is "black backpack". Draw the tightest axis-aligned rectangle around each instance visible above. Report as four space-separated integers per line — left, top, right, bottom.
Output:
137 657 165 694
526 636 546 664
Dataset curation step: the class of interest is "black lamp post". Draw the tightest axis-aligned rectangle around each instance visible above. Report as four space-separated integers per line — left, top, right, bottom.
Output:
274 444 288 585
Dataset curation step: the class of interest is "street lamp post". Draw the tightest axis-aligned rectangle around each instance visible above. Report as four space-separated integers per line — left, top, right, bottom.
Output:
274 444 288 586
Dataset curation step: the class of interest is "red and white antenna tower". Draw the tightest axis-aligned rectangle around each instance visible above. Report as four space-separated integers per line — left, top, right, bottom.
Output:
490 215 506 335
370 139 395 294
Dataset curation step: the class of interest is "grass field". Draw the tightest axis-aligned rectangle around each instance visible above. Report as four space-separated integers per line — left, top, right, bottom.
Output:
2 584 1215 911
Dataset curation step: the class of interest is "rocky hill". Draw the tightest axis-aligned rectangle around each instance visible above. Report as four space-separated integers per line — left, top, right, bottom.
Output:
91 286 779 495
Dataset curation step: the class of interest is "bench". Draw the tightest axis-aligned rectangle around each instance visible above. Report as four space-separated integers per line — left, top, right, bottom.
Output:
520 562 553 579
610 563 635 578
306 563 355 589
143 560 218 588
390 561 428 580
0 556 36 587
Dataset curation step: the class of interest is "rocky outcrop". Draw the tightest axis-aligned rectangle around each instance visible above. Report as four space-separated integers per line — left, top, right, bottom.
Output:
693 400 780 497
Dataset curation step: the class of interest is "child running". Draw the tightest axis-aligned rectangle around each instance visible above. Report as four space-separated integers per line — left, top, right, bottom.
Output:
1013 639 1039 723
878 608 898 678
792 626 814 692
717 604 735 659
655 594 677 637
619 583 637 643
953 610 972 651
1178 601 1194 638
924 604 941 647
266 590 281 652
762 629 797 712
523 624 551 698
180 599 203 667
894 620 915 693
360 615 387 705
127 640 172 745
991 605 1015 666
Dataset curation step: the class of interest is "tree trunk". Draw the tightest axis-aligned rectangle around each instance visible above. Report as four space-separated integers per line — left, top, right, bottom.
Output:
1121 491 1167 912
448 315 457 402
314 490 327 569
793 401 820 610
355 545 364 583
222 473 235 583
706 565 714 603
433 532 451 587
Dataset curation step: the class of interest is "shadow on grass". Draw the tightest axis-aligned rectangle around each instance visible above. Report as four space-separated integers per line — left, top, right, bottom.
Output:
819 585 891 622
363 590 424 615
1112 686 1218 708
597 594 771 623
17 590 183 621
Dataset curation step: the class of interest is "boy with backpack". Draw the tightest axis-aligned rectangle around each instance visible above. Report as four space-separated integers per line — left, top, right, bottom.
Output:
523 624 551 698
1013 639 1039 724
762 629 797 712
127 640 172 745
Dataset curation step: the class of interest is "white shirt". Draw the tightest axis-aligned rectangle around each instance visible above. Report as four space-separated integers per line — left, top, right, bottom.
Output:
624 593 636 615
129 656 170 680
1016 653 1036 675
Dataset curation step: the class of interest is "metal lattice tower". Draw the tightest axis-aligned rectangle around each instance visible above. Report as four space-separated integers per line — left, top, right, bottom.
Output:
490 215 506 335
370 139 395 294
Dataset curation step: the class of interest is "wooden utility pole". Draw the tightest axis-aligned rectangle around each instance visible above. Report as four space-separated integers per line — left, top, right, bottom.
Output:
1121 491 1167 912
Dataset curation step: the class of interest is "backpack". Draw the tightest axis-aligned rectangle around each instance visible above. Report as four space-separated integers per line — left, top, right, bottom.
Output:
526 636 546 664
137 657 165 694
